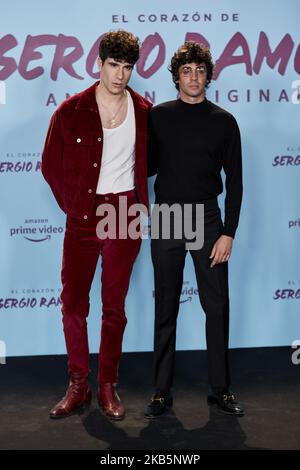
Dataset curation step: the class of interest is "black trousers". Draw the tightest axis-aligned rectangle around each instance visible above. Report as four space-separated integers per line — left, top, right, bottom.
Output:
151 199 230 393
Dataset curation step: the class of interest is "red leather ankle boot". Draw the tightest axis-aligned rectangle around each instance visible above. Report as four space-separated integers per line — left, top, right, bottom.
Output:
50 373 91 419
98 383 125 420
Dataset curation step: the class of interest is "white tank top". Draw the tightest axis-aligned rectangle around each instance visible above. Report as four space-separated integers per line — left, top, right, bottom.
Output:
96 91 136 194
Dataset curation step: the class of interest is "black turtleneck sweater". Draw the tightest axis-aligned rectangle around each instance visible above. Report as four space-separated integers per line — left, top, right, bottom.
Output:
147 98 243 238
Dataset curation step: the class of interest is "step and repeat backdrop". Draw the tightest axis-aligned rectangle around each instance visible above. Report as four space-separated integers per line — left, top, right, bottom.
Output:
0 0 299 357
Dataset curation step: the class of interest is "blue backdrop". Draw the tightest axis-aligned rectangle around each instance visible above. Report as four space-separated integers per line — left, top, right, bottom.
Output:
0 0 299 357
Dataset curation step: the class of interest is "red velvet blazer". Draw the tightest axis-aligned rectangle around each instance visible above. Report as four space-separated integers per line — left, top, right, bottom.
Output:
42 82 152 220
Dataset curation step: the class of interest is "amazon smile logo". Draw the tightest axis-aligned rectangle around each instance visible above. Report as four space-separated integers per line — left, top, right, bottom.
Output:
10 219 64 242
152 281 198 304
179 281 198 304
23 234 52 242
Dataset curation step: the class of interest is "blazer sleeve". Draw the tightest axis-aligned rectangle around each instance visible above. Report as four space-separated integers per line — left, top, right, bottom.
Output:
41 110 66 213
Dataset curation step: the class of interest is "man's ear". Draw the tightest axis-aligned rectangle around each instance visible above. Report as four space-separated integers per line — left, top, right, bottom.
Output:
97 57 103 70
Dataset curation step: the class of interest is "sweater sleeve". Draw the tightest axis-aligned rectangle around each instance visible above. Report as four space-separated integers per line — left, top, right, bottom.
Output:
222 115 243 238
41 109 66 213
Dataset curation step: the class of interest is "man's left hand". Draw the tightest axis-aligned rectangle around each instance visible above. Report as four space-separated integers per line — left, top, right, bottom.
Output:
209 235 233 268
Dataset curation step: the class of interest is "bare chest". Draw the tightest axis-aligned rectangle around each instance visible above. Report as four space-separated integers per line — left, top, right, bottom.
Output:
97 100 128 129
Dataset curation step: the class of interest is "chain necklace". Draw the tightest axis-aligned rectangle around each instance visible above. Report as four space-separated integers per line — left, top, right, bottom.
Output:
99 91 127 128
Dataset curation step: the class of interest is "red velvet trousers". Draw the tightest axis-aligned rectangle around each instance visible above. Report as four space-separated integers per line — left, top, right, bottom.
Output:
60 190 141 384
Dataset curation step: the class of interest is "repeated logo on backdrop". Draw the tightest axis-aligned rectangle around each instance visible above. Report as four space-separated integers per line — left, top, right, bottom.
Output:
152 281 199 305
272 147 300 168
0 287 62 310
274 281 300 300
271 146 300 230
9 218 64 243
0 151 41 174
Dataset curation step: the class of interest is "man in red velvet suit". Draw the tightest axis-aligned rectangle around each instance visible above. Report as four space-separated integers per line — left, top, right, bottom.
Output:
42 30 151 420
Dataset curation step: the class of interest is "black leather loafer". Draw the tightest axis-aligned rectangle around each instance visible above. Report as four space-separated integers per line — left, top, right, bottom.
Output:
144 391 173 418
207 390 244 416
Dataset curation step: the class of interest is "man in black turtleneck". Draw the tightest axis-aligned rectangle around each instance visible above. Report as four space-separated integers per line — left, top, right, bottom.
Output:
145 42 244 418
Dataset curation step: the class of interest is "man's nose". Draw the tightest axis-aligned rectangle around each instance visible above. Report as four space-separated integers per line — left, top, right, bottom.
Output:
117 68 124 80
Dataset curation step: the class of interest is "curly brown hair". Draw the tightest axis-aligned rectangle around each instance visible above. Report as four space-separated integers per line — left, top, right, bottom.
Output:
169 42 214 90
98 30 140 65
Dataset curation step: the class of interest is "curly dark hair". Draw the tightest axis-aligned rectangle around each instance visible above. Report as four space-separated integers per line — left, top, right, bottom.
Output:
98 30 140 65
169 42 214 90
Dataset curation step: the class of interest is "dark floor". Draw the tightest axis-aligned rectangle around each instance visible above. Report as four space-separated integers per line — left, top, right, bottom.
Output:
0 347 299 450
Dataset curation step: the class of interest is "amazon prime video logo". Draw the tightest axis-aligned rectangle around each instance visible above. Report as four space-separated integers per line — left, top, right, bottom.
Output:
10 219 64 242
